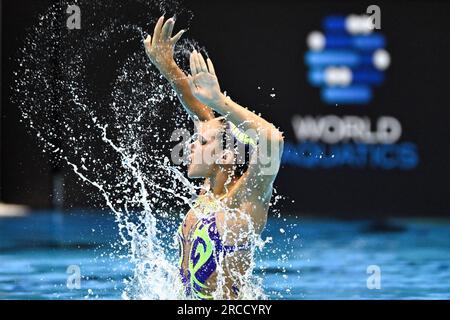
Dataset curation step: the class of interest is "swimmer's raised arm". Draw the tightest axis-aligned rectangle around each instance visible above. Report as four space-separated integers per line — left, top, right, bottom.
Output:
187 51 284 145
144 16 214 121
187 51 284 199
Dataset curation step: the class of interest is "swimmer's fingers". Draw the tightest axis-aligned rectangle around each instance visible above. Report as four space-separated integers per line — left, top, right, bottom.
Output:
152 15 165 46
194 50 204 73
160 17 175 41
190 52 199 75
197 52 208 73
144 35 152 53
170 29 186 45
192 51 202 75
206 58 216 76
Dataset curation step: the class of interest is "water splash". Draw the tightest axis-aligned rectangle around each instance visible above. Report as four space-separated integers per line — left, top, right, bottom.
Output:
12 0 297 299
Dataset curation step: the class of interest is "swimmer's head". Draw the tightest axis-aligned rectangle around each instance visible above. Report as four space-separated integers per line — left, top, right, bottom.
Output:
187 117 254 180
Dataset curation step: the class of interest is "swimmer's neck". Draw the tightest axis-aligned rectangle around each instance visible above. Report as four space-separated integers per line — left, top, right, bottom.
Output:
203 168 237 199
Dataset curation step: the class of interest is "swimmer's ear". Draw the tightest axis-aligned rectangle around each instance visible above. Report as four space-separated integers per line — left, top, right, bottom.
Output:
220 150 234 165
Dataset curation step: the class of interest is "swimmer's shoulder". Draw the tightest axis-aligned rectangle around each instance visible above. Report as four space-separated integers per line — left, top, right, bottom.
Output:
215 200 268 243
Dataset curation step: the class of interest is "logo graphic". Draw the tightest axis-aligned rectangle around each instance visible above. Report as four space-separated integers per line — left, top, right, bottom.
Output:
282 114 419 170
282 12 419 171
66 4 81 30
66 265 81 289
367 265 382 290
305 14 390 105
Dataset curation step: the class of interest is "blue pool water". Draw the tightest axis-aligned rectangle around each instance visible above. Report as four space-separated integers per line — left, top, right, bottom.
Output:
1 211 449 300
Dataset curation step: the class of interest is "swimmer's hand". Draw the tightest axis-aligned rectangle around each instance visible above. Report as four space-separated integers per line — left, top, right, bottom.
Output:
144 16 185 76
144 17 215 121
187 51 224 107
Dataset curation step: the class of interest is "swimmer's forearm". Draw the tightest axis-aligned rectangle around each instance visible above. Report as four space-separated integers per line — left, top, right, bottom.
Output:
212 93 284 142
163 64 215 121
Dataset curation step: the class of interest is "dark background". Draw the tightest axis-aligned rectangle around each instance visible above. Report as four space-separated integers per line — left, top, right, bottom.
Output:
1 0 449 217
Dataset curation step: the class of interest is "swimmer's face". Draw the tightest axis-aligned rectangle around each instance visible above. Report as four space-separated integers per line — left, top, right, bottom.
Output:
187 119 225 178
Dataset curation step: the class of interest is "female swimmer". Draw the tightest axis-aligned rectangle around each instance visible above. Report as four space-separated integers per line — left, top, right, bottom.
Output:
144 16 284 299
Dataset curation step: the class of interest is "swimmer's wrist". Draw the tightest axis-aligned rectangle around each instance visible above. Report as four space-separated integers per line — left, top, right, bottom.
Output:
159 60 179 78
210 93 231 113
160 63 186 86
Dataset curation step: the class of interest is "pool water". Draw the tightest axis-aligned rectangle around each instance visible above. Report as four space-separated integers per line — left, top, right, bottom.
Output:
1 211 449 299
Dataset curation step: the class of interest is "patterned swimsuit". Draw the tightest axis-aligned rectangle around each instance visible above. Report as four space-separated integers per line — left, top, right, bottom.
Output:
177 195 250 299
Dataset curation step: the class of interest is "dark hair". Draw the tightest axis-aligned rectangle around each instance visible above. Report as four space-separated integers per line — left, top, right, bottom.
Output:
220 120 253 178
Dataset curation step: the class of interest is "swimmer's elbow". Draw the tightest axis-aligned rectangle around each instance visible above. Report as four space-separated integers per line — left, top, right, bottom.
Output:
269 128 284 159
266 125 284 143
277 130 285 147
270 127 283 139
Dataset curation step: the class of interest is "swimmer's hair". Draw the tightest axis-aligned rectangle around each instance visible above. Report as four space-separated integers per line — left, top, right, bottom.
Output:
217 117 256 178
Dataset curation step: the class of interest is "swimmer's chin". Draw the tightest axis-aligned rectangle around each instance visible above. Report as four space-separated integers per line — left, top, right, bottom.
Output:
187 166 199 179
187 165 206 179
